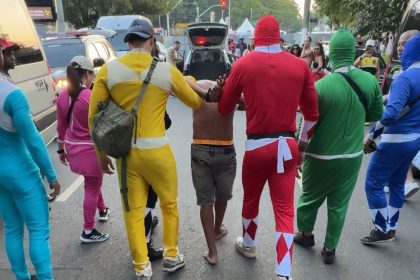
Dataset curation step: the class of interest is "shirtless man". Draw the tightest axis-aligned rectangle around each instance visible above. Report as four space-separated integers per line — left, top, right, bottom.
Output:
189 79 237 265
301 36 313 67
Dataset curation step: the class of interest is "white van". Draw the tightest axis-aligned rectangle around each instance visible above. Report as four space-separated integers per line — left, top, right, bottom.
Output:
0 0 56 145
96 15 167 60
96 15 142 57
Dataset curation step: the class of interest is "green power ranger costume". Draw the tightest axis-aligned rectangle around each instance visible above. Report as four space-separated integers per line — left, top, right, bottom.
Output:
296 30 384 250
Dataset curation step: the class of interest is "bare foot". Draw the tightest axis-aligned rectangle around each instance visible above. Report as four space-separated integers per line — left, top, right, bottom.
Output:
215 224 228 240
203 252 218 265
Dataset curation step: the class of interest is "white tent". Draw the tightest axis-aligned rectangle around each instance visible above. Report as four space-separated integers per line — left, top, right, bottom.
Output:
235 18 255 36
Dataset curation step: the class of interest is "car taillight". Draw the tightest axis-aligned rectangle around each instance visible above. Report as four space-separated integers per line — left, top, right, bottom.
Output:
196 37 206 46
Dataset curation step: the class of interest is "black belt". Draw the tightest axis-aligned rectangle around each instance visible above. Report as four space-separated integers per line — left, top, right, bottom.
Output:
247 132 294 140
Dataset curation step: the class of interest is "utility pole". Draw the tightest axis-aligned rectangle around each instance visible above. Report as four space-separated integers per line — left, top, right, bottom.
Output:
55 0 65 33
166 0 183 36
228 0 231 30
250 7 253 22
301 0 311 43
196 2 199 23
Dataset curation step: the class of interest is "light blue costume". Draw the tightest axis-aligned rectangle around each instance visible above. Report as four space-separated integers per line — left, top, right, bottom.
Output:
0 76 57 280
365 34 420 233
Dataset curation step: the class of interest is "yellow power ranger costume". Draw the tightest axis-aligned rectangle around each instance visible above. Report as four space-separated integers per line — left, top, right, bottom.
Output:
89 50 202 272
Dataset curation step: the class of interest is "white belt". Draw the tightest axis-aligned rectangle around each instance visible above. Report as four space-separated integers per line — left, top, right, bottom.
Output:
132 136 169 150
245 137 293 173
381 133 420 143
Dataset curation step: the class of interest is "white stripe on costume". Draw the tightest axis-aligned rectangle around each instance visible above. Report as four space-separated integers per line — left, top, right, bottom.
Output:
381 133 420 143
255 44 282 54
306 150 363 160
106 57 172 93
132 136 169 150
245 137 293 173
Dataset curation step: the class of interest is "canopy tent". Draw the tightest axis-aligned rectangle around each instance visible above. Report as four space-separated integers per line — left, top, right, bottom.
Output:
235 18 255 36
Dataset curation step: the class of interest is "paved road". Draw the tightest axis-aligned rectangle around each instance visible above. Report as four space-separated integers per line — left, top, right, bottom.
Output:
1 97 420 280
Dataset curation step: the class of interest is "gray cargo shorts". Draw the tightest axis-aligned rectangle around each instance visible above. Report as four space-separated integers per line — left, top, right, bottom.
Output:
191 144 237 206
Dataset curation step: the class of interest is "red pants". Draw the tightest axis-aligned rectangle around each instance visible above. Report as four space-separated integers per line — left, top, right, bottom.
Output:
242 139 298 277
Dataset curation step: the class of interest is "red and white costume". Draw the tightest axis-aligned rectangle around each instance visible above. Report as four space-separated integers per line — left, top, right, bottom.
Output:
218 16 319 277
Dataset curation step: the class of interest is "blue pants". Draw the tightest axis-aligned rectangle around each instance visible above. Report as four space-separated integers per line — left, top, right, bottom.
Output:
0 170 52 280
365 138 420 232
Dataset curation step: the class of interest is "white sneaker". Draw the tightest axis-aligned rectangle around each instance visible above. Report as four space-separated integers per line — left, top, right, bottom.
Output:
163 254 185 272
384 186 390 193
405 182 420 198
235 236 257 258
136 263 153 280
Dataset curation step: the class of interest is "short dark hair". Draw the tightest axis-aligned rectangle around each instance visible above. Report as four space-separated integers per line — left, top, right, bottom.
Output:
307 36 312 42
126 35 149 44
174 41 181 45
280 38 285 43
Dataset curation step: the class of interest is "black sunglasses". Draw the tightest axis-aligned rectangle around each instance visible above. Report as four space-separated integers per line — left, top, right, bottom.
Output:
293 47 299 50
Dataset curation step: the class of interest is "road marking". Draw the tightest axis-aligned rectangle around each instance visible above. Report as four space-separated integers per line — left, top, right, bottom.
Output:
56 176 84 202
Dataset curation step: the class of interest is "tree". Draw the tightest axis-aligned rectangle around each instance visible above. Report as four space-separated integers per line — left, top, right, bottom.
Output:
230 0 301 31
314 0 409 35
63 0 178 29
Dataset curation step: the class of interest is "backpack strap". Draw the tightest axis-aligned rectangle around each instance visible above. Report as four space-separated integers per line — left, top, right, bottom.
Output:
337 72 368 112
131 57 159 115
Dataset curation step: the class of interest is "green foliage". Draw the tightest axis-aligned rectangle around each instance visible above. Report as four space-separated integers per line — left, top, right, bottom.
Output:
229 0 301 31
63 0 301 32
63 0 178 29
314 0 410 35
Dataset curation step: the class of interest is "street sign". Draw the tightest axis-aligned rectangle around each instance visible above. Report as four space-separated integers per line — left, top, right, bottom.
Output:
175 23 190 29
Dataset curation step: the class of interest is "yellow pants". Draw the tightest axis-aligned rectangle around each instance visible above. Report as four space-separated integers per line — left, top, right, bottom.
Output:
117 144 179 272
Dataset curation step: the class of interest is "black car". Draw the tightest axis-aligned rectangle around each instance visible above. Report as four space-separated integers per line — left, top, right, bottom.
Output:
183 23 232 81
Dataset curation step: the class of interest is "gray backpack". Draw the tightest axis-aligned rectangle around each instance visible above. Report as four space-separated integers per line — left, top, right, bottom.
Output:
92 58 158 158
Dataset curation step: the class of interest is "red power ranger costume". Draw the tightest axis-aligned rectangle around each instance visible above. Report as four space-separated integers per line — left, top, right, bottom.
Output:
218 16 319 278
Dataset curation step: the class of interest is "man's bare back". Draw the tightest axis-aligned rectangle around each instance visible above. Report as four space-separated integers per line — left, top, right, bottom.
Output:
193 80 233 142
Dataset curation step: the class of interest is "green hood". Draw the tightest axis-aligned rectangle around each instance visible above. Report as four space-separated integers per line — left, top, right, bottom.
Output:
329 29 356 71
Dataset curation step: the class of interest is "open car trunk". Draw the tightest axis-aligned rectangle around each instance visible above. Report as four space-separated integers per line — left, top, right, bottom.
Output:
188 49 229 80
187 23 228 49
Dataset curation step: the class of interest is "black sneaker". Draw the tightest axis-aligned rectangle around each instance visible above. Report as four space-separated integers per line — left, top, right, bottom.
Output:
99 208 111 222
321 247 335 265
80 229 109 243
148 239 164 261
293 232 315 247
361 228 395 245
277 276 293 280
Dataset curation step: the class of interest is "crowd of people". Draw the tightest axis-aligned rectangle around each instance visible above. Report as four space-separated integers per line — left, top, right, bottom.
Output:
0 14 419 280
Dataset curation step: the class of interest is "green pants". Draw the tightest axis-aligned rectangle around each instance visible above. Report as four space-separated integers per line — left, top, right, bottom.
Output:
296 155 363 249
